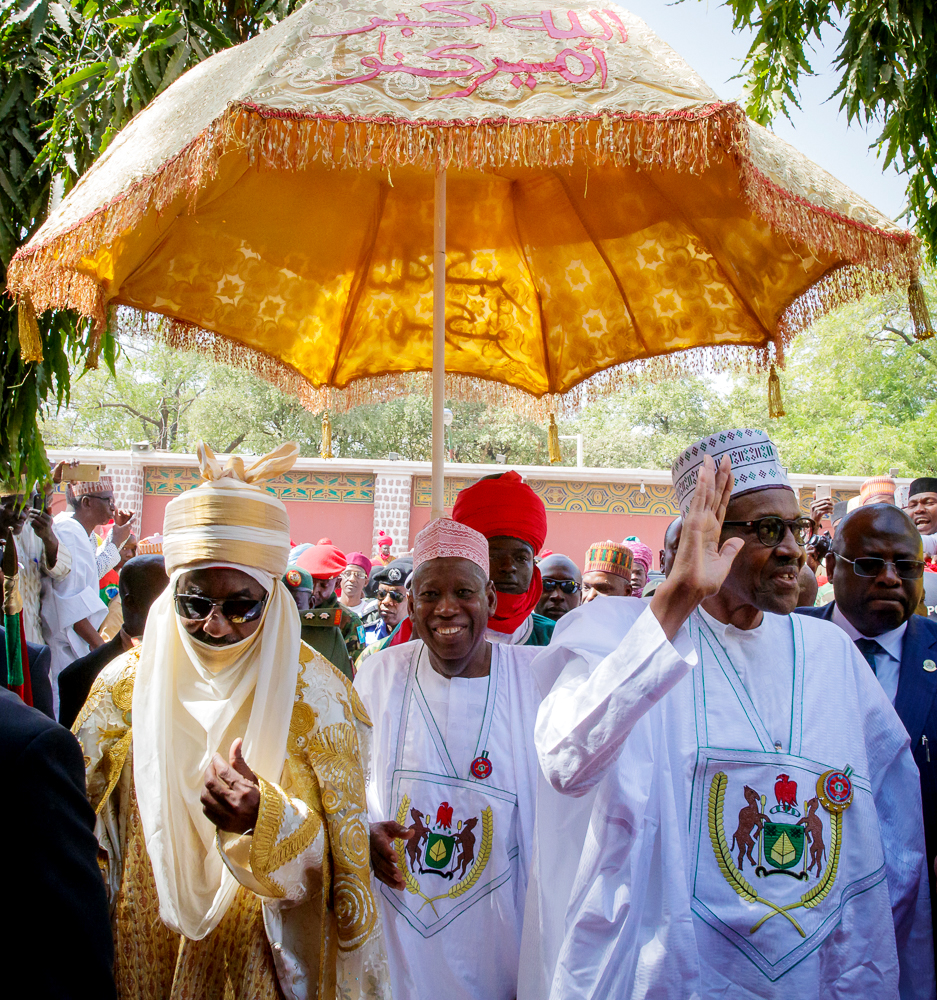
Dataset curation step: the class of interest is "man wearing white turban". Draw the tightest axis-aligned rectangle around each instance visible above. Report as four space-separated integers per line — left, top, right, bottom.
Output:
74 444 390 1000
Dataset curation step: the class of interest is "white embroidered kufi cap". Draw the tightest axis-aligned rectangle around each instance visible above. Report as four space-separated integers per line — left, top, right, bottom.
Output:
671 429 793 518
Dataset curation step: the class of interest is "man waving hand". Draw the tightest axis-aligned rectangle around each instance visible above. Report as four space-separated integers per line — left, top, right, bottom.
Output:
523 431 933 1000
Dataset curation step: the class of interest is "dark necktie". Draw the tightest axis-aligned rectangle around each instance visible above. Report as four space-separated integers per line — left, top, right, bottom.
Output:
854 637 886 674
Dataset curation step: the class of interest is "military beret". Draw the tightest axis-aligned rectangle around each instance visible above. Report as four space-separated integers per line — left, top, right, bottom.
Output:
283 566 313 590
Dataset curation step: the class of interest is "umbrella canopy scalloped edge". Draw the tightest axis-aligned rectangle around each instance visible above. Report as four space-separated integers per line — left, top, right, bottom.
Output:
7 99 926 402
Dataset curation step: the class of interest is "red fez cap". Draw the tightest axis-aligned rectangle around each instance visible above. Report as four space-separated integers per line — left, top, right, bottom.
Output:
452 470 547 552
347 552 372 573
296 538 347 578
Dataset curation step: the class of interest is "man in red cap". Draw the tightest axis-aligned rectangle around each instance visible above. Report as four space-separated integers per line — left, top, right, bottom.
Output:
339 552 376 619
295 538 365 659
452 471 554 646
375 530 394 567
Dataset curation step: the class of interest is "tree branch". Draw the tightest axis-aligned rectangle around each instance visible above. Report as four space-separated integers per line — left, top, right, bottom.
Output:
95 401 161 428
880 325 937 369
222 432 248 453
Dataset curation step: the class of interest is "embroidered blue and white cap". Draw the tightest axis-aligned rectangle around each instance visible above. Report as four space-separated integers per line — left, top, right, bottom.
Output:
671 429 793 518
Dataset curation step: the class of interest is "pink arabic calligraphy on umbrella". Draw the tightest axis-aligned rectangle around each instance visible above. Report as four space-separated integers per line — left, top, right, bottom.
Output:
318 2 627 97
331 42 609 96
313 1 629 41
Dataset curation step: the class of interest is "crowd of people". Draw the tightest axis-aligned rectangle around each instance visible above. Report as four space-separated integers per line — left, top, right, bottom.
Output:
2 430 937 999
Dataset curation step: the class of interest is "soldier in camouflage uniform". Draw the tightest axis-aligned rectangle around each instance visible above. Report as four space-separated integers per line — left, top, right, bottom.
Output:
282 566 355 680
295 538 366 662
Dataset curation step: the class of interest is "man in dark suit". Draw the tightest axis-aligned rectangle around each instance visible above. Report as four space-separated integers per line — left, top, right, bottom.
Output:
0 626 54 718
58 553 167 728
797 503 937 949
0 686 116 997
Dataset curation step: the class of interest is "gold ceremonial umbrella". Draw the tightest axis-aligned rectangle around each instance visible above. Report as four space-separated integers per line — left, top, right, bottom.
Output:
10 0 926 515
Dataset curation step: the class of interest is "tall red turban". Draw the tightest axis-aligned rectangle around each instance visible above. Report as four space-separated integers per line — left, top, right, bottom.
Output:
452 471 548 634
451 471 547 551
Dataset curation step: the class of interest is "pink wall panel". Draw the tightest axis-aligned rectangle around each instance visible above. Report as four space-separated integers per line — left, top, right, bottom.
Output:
539 512 675 572
285 502 377 555
409 506 676 573
141 495 377 558
408 506 434 548
139 495 171 538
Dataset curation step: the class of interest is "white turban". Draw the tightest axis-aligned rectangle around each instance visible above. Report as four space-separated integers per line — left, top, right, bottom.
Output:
133 442 302 940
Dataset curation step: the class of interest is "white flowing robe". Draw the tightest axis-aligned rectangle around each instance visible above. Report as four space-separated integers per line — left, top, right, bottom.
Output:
355 639 543 1000
523 598 935 1000
42 514 118 714
14 521 71 645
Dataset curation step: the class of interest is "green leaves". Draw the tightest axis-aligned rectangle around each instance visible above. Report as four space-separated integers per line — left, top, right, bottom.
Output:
715 0 937 257
46 62 108 94
41 335 552 463
0 0 306 486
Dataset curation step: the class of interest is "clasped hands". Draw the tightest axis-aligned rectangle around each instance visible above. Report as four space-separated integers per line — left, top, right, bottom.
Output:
201 737 261 834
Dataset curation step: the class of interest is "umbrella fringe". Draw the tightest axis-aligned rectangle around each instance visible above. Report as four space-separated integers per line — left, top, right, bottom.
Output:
133 313 784 421
7 104 920 376
228 101 744 174
9 99 916 321
737 161 916 283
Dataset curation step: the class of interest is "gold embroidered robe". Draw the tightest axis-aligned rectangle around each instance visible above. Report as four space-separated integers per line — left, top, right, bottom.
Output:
74 642 391 1000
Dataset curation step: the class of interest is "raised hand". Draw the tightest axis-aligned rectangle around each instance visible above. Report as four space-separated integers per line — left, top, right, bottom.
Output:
27 506 56 540
370 820 413 890
650 454 744 640
51 459 78 485
200 738 261 834
809 496 833 525
112 508 134 547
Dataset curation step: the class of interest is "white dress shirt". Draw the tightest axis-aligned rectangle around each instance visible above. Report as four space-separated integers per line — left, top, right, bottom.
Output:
831 604 906 705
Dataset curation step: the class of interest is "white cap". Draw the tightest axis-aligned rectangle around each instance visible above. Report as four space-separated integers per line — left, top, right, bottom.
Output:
671 429 793 518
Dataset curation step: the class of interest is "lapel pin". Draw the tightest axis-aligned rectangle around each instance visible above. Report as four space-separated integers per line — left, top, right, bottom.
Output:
924 660 936 672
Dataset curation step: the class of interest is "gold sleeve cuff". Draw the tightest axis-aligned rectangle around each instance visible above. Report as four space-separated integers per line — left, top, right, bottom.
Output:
248 775 323 899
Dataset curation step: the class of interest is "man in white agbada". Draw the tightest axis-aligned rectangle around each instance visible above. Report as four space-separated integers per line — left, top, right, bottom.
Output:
0 469 71 646
522 429 935 1000
45 475 133 714
356 517 542 1000
74 443 390 1000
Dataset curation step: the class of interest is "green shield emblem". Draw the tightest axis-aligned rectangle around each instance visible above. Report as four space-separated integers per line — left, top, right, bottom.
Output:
762 822 805 870
424 832 455 870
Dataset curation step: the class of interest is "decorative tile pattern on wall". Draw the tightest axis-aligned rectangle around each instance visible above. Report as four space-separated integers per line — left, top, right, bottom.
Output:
530 481 679 515
797 487 859 515
413 476 480 508
144 467 374 502
414 476 679 515
143 467 202 495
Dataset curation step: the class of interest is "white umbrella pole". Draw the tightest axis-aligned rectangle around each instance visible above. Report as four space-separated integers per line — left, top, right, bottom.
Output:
431 168 447 521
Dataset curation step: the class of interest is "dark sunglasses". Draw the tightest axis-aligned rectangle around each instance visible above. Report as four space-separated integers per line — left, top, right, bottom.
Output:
722 516 815 547
542 578 581 594
836 555 925 580
174 593 267 624
378 588 407 603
